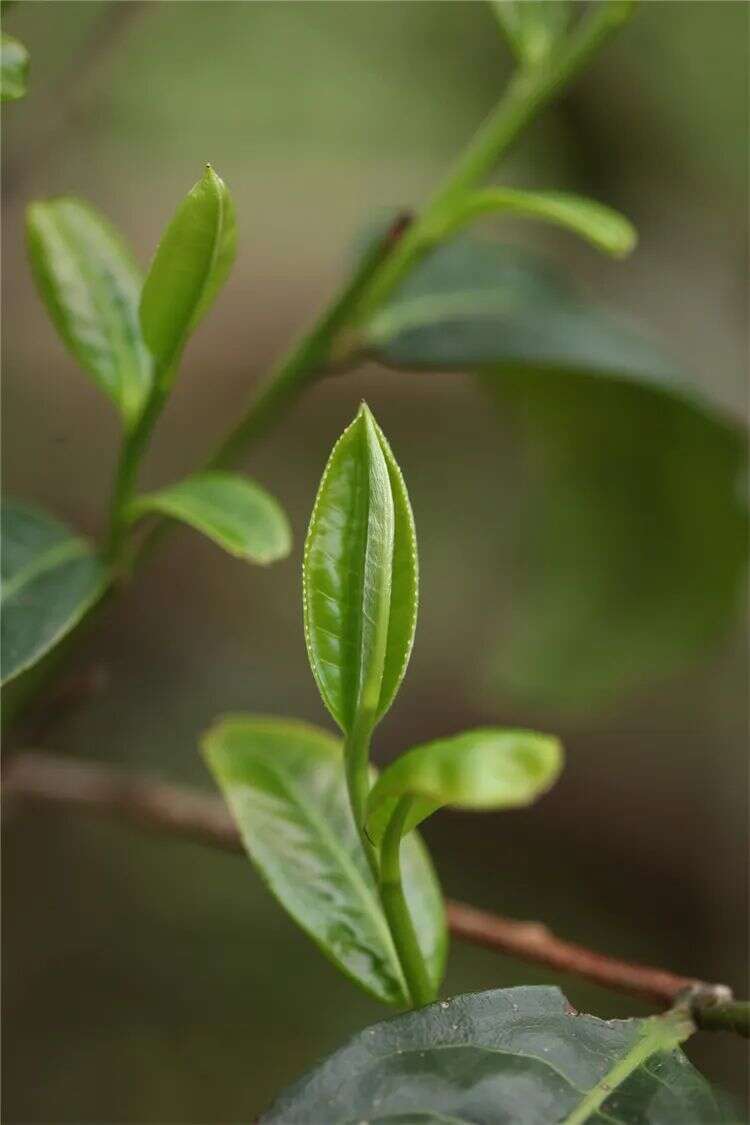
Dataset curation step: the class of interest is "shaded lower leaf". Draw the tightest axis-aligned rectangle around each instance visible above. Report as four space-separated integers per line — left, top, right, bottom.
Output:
127 471 291 564
1 499 106 685
203 716 445 1007
261 986 729 1124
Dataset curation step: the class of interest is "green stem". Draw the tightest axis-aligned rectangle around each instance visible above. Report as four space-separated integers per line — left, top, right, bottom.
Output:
105 381 168 562
379 796 435 1009
350 0 636 326
344 714 379 881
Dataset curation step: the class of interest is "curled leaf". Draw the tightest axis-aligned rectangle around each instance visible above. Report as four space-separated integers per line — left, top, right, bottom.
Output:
140 165 236 379
366 727 562 846
303 403 418 735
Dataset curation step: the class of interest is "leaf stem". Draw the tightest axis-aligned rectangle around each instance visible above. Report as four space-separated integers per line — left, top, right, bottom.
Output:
379 796 435 1009
343 715 379 881
105 381 168 562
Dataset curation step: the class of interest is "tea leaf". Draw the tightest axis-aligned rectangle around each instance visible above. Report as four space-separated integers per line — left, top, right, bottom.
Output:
367 728 562 847
127 472 291 564
1 499 106 685
26 198 153 426
303 403 418 734
0 31 28 101
443 187 636 257
203 715 446 1007
140 166 236 380
491 1 570 66
262 986 727 1124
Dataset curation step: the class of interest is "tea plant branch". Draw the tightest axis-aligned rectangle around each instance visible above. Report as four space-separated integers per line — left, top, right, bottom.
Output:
132 1 635 562
4 749 747 1038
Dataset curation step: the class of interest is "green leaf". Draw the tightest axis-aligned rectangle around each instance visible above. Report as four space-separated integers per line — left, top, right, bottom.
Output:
442 188 636 258
140 165 236 380
1 32 28 101
26 199 153 427
491 1 570 67
261 986 730 1123
487 369 747 710
126 471 291 564
1 500 107 685
203 716 446 1007
363 233 747 710
303 403 418 734
367 728 562 846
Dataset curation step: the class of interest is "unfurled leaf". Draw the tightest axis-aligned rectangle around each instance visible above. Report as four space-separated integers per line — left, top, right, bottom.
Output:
262 986 729 1124
1 500 107 685
361 232 747 710
367 728 562 846
443 187 636 258
491 1 570 66
140 166 236 380
127 471 291 564
303 403 418 734
26 199 153 426
203 716 445 1007
1 31 28 101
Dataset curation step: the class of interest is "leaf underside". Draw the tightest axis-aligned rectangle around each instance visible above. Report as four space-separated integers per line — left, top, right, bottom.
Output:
127 471 291 564
203 716 445 1008
1 499 106 685
261 986 729 1124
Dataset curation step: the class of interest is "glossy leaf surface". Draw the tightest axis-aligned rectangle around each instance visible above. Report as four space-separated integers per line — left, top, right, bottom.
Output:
367 728 562 846
203 716 445 1007
140 166 236 378
1 31 28 100
26 199 152 426
363 233 747 710
127 471 291 564
447 188 635 257
262 986 728 1123
1 500 106 685
303 404 418 734
492 1 570 66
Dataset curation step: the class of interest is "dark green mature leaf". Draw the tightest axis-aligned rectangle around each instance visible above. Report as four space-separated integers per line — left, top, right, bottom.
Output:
0 31 28 101
127 471 291 564
303 403 418 734
366 728 562 847
363 234 747 710
26 199 153 427
1 500 106 685
203 716 445 1007
491 1 570 66
140 166 236 380
262 986 729 1124
488 370 747 709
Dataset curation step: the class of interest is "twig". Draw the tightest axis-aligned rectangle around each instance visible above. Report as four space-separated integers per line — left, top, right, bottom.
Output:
3 751 746 1036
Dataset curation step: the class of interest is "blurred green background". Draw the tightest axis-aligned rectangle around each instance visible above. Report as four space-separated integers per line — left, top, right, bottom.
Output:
2 1 747 1121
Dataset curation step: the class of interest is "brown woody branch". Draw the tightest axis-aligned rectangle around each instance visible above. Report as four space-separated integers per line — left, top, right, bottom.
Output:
3 751 746 1036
